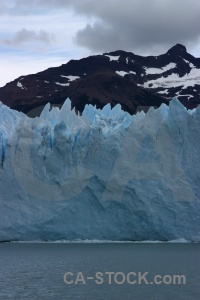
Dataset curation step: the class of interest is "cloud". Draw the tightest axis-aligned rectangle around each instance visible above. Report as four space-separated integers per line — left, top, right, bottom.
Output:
2 0 200 55
1 0 200 55
0 2 6 14
73 0 200 54
0 0 75 15
1 29 55 48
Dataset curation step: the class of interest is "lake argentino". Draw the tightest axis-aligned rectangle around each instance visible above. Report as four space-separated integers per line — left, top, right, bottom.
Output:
0 242 199 300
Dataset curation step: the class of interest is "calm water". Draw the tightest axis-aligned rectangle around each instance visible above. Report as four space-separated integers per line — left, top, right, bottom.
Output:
0 243 199 300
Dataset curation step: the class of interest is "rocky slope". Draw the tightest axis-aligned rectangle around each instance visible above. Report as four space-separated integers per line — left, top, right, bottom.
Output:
0 44 200 117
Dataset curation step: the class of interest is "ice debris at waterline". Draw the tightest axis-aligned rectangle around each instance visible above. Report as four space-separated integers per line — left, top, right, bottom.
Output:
0 98 200 242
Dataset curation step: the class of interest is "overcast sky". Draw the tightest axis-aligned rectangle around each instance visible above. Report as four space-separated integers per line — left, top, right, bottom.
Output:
1 0 200 87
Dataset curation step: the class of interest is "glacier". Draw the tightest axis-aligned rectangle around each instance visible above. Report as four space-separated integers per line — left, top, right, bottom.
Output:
0 98 200 242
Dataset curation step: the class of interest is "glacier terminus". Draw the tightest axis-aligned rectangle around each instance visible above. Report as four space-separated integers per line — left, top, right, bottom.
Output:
0 98 200 242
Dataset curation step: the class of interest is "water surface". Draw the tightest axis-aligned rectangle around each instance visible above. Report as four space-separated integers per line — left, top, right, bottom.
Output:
0 243 199 300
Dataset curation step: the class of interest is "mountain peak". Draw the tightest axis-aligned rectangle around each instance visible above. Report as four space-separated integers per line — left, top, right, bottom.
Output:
0 42 199 117
167 44 187 55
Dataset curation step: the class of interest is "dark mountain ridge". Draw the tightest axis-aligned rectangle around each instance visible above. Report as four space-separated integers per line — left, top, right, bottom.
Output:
0 44 199 116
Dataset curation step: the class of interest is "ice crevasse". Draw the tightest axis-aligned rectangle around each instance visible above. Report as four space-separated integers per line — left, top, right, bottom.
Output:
0 98 200 241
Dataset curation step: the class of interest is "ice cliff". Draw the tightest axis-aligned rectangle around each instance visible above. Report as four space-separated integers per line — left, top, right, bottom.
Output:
0 98 200 241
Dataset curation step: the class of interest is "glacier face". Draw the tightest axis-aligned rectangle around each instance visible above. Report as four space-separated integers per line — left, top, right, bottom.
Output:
0 98 200 242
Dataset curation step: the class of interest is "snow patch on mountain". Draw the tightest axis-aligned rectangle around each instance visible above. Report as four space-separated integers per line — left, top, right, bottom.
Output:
116 70 136 76
17 81 27 90
144 63 176 75
182 58 195 68
176 92 194 100
116 71 129 77
55 82 70 86
157 89 169 94
139 68 200 89
60 75 80 82
105 55 120 61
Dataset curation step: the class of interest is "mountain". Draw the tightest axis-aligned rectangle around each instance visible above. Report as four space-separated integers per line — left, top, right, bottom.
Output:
0 98 200 241
0 44 200 117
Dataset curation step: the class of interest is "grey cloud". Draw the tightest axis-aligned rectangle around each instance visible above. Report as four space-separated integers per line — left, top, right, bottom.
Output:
2 29 55 47
1 0 200 55
0 2 6 14
73 0 200 54
0 0 75 15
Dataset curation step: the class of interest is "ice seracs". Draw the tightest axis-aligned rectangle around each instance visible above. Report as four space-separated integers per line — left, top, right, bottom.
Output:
0 98 200 242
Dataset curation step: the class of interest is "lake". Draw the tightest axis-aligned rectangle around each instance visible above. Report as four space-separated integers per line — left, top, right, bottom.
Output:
0 242 199 300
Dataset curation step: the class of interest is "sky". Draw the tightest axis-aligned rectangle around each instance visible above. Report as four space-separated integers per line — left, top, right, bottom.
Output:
0 0 200 87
